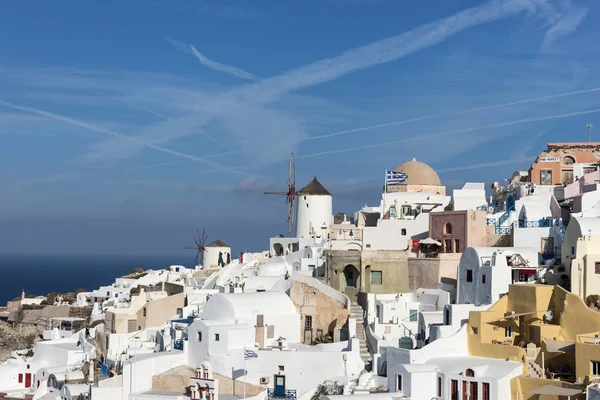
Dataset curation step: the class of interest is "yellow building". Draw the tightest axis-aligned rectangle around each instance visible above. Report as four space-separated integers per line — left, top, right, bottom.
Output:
466 284 600 399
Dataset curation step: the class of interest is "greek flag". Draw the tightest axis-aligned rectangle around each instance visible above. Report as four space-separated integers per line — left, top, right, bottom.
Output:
386 170 407 185
244 348 258 360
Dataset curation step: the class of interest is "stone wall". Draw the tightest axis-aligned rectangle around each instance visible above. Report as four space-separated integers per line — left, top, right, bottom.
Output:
289 276 349 343
214 372 267 396
69 306 93 319
407 258 439 290
324 249 409 299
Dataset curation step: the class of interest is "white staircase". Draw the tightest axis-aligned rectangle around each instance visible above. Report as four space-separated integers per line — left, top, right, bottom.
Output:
350 302 372 371
528 360 544 378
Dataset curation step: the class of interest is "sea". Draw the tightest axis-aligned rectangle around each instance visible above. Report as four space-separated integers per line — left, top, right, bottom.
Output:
0 253 193 305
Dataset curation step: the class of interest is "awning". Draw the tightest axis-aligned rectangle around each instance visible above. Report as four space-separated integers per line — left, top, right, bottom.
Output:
420 238 441 246
526 384 581 396
545 339 575 353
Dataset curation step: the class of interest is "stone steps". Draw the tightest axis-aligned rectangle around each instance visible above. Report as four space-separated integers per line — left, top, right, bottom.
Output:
349 302 372 369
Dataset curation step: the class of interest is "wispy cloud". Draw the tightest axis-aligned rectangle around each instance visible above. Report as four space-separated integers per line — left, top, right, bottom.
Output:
541 6 588 51
78 0 548 165
189 45 257 80
0 99 246 176
167 37 258 80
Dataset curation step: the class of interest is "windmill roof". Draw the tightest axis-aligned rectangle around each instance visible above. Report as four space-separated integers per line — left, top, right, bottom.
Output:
206 239 229 248
298 177 331 196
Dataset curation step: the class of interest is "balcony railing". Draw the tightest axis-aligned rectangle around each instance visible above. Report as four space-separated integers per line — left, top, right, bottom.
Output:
495 227 512 235
517 219 552 228
267 389 297 400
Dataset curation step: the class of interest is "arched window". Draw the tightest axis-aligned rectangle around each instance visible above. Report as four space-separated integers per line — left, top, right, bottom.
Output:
444 223 452 235
465 369 475 377
563 155 575 165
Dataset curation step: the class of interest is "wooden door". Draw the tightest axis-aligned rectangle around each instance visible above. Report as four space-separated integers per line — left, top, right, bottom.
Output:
451 379 458 400
25 373 31 388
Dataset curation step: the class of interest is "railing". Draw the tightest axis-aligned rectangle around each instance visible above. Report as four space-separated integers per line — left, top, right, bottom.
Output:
173 339 184 350
476 205 495 214
267 389 297 400
486 217 496 226
517 219 552 228
495 226 512 235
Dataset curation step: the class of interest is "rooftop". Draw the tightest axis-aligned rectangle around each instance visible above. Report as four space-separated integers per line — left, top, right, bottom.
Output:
298 177 331 196
206 239 229 248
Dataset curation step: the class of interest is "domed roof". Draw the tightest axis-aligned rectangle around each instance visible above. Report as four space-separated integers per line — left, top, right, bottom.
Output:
393 158 441 186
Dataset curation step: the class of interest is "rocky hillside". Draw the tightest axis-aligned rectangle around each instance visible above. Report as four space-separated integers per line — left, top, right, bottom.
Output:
0 321 37 363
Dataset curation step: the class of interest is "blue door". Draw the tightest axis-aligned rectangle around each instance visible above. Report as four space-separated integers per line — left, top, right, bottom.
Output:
274 375 286 397
506 195 515 212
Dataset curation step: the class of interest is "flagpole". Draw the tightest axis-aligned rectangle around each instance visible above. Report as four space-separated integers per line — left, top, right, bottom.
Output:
383 170 387 219
243 346 247 399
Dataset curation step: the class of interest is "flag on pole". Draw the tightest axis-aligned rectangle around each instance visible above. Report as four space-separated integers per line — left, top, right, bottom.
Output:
385 170 408 186
244 348 258 360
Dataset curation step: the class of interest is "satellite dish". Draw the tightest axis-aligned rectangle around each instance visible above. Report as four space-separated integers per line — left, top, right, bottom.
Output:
544 311 554 322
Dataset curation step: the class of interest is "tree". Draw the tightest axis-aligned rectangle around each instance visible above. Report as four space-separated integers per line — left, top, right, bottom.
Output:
313 333 333 344
311 380 344 400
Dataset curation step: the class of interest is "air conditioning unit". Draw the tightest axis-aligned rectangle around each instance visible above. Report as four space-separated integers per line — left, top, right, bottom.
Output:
260 377 270 385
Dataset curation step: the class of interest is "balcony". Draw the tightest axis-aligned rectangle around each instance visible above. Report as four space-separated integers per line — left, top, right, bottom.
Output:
517 219 552 228
267 389 297 400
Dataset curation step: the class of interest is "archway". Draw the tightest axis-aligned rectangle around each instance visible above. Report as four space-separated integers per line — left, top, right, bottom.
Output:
343 265 360 288
273 243 284 256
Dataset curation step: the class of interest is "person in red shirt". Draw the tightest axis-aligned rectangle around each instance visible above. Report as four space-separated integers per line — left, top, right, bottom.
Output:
239 252 244 264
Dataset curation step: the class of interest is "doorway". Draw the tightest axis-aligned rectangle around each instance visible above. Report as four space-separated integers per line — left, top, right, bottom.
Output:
274 374 286 397
343 265 360 288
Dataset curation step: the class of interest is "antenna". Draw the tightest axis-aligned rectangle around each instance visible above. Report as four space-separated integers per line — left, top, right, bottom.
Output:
184 227 208 267
588 124 594 142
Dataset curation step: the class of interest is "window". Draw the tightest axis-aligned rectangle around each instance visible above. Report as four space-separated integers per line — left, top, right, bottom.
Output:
409 309 418 322
482 382 490 400
18 374 23 383
371 271 383 285
592 361 600 376
466 269 473 283
401 228 406 236
305 316 313 329
563 155 575 165
481 274 486 284
444 223 452 234
215 333 220 341
397 375 402 391
572 246 575 256
451 380 458 400
143 308 146 317
437 377 442 397
562 169 574 185
541 237 554 254
505 325 512 338
465 368 475 377
540 169 553 185
279 365 285 372
472 326 478 335
454 239 460 253
365 244 371 248
197 332 202 342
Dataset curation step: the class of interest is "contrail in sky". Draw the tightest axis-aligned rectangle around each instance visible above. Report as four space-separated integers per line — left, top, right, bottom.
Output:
167 37 257 80
305 87 600 141
294 107 600 160
189 45 257 80
0 99 246 176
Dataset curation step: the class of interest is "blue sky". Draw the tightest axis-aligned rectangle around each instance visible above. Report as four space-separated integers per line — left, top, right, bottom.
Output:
0 0 599 257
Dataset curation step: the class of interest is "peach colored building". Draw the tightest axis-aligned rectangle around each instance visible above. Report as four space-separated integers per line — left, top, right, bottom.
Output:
529 142 600 185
